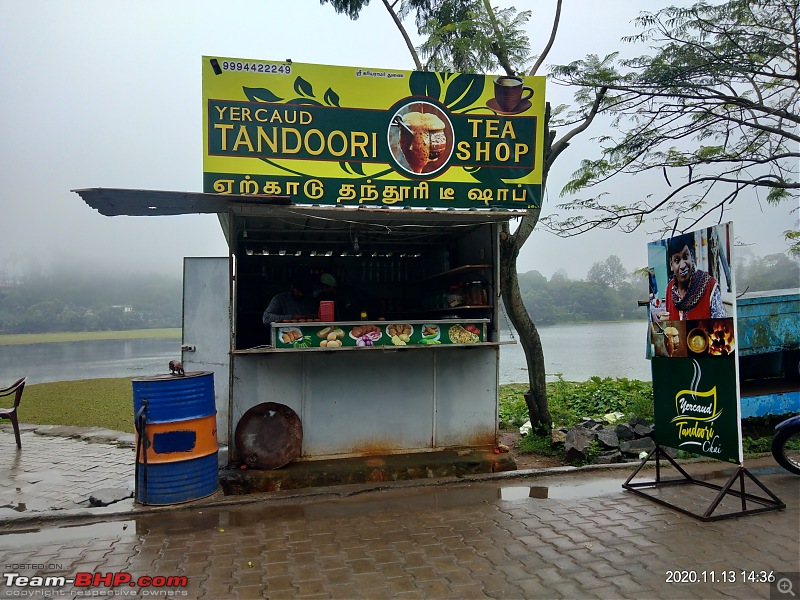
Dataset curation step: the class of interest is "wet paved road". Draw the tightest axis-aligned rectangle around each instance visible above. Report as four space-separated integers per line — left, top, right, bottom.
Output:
1 465 798 599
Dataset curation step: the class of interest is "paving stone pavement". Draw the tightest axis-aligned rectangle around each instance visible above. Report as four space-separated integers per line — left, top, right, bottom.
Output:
0 425 136 515
1 426 798 599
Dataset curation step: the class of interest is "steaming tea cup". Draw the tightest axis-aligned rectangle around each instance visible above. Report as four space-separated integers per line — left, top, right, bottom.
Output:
493 76 534 112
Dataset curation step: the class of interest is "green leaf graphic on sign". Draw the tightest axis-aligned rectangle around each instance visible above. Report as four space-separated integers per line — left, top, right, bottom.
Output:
409 71 441 100
324 88 341 107
443 74 484 112
286 98 324 106
294 76 314 97
467 165 533 185
243 87 284 103
340 161 365 175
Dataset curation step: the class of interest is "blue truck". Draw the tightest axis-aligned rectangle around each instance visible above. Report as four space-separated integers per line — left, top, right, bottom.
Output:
737 288 800 418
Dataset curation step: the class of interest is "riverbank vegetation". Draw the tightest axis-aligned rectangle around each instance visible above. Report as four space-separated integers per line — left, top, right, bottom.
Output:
499 378 780 461
499 377 654 431
19 378 135 433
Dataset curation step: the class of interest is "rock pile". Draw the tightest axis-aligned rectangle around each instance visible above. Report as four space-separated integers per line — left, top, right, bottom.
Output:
556 417 657 464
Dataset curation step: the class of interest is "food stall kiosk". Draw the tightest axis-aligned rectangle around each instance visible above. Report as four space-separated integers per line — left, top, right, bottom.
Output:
225 201 513 461
75 189 516 464
74 55 546 478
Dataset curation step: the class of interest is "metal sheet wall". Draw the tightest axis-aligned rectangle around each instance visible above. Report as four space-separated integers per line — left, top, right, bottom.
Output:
230 346 499 460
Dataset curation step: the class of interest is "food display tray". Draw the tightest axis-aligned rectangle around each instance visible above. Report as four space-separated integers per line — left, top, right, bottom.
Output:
271 319 488 350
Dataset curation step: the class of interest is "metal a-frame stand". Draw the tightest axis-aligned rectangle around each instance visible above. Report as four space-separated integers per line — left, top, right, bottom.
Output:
622 445 785 521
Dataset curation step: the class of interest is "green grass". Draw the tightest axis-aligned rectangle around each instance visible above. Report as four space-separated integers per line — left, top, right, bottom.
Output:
499 377 654 430
0 328 181 346
11 378 136 433
500 378 655 463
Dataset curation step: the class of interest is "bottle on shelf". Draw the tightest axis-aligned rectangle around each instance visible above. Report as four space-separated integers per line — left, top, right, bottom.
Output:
447 284 464 308
466 281 487 306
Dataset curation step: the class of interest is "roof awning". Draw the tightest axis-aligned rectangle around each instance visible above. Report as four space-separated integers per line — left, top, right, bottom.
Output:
72 188 524 225
72 188 290 216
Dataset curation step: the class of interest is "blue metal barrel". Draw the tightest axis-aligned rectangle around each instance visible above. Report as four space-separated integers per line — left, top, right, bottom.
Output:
132 371 219 505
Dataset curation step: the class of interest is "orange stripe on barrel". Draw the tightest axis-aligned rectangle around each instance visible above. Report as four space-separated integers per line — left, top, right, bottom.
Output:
136 414 218 463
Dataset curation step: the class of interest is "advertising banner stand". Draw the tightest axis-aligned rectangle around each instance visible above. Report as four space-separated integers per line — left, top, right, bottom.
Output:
622 446 784 521
622 224 784 521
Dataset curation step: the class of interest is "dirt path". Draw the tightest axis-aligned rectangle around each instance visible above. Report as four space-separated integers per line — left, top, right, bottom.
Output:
499 430 564 470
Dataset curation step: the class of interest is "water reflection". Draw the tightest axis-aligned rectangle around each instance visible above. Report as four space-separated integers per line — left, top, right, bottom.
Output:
0 338 180 384
0 520 137 550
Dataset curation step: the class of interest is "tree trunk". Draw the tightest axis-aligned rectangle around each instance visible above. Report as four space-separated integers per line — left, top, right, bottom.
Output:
499 226 551 435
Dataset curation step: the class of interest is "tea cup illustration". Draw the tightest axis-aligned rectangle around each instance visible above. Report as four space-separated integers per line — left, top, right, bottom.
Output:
393 112 448 174
493 76 534 113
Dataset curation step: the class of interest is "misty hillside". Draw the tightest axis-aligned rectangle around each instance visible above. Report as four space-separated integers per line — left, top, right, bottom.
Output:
0 271 181 334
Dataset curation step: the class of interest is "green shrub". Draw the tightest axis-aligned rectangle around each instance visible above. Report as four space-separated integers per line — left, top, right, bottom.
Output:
499 377 654 432
566 440 602 466
498 384 531 428
548 376 653 424
517 433 561 456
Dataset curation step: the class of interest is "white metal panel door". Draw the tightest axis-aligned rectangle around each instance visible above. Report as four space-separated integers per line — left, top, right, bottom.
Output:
182 257 231 446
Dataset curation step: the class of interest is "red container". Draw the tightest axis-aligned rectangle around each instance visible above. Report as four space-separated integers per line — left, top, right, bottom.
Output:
319 301 335 322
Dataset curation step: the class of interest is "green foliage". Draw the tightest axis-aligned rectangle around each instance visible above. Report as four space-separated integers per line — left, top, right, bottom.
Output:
734 253 800 293
547 376 654 426
498 383 530 428
585 255 629 290
417 4 533 74
547 0 799 242
499 377 654 432
517 432 561 456
518 263 647 325
567 440 602 467
784 230 800 257
742 436 771 454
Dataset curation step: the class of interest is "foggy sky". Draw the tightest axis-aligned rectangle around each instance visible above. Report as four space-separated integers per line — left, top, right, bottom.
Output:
1 0 796 281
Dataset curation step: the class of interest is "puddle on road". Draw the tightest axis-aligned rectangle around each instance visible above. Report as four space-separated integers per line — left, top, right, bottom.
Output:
0 520 137 550
499 477 625 500
116 475 633 537
6 466 784 544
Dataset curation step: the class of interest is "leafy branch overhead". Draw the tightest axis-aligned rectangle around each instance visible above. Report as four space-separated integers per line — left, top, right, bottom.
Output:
545 0 799 247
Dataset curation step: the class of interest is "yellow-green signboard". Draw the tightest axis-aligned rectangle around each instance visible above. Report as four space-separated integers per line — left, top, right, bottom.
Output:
202 57 546 209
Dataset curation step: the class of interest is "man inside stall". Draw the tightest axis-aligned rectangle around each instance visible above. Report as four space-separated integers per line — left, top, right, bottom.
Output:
262 276 317 342
314 273 338 303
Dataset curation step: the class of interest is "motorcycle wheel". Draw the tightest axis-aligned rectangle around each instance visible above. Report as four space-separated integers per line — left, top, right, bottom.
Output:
772 427 800 475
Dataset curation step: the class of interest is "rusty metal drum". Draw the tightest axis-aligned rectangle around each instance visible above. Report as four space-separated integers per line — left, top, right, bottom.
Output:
235 402 303 469
132 371 219 505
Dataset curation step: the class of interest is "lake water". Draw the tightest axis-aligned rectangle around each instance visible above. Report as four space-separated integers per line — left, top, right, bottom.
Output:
500 321 651 384
0 321 652 386
0 338 181 385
